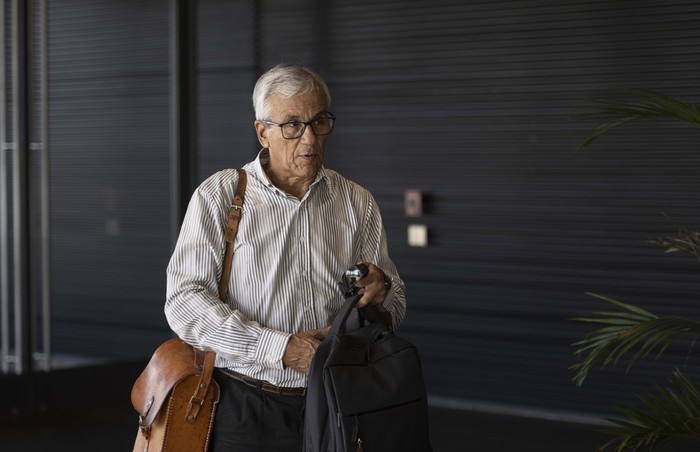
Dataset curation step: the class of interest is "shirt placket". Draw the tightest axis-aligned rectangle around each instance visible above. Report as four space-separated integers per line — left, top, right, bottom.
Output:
297 202 315 329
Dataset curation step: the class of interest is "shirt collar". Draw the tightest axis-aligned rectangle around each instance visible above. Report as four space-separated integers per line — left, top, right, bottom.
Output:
252 148 332 194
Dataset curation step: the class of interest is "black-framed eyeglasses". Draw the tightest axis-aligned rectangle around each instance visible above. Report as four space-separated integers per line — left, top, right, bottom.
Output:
261 113 336 139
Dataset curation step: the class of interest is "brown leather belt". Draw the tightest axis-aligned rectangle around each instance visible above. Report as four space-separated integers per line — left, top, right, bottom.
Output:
219 369 307 396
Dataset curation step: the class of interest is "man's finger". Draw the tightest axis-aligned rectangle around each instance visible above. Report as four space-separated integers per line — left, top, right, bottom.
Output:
313 326 331 339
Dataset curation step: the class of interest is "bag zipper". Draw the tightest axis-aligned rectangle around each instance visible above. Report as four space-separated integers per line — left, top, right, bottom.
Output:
351 416 363 452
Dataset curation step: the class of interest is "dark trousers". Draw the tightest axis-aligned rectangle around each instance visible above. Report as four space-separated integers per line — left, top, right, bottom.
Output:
209 369 306 452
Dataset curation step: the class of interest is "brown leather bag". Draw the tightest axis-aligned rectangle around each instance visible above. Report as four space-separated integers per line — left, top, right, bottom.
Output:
131 169 247 452
132 339 219 452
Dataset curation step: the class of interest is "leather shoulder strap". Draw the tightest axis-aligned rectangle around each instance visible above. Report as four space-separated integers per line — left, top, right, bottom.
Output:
218 168 247 301
186 168 247 423
133 170 247 428
185 346 217 422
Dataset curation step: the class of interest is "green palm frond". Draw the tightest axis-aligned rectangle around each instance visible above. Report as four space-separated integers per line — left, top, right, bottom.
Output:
598 369 700 451
572 88 700 450
652 228 700 262
576 89 700 151
571 293 700 387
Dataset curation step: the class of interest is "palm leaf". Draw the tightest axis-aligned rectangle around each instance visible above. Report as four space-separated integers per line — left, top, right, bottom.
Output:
572 88 700 450
576 89 700 152
597 369 700 451
571 294 700 386
652 228 700 262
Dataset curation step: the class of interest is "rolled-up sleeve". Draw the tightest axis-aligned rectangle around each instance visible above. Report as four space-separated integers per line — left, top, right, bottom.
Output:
165 176 291 369
360 195 407 332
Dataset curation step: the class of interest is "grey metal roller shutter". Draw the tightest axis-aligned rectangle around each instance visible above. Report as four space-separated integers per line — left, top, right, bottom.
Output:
48 0 172 358
256 0 700 418
38 0 700 420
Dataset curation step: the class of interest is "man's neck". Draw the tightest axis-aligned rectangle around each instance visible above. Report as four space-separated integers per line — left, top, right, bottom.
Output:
264 167 315 200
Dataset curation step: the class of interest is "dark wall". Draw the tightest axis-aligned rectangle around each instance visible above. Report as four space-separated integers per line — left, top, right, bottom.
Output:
48 0 173 355
44 0 700 419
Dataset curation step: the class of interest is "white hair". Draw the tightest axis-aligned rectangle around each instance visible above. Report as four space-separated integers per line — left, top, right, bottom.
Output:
252 64 331 120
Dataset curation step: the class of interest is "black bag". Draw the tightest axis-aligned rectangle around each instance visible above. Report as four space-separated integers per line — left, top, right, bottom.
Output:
304 292 432 452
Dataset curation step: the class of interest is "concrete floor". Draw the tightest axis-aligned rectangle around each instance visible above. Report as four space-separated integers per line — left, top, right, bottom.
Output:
0 362 696 452
0 405 614 452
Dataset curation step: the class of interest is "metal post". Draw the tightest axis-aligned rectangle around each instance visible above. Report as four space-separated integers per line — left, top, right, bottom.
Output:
38 0 50 371
0 0 10 374
169 0 197 247
12 0 31 375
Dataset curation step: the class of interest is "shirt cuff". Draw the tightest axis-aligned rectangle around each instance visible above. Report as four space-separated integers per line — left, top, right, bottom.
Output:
255 328 291 370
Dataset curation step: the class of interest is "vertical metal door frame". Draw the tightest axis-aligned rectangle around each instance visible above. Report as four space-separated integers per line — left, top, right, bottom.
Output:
0 0 10 374
38 0 50 371
12 0 31 375
1 0 49 375
169 0 198 246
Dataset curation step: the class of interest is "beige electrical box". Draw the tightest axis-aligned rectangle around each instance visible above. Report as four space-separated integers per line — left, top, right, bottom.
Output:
407 224 428 247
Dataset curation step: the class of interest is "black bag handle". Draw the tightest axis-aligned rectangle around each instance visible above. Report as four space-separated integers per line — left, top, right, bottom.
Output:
328 295 394 342
328 293 363 337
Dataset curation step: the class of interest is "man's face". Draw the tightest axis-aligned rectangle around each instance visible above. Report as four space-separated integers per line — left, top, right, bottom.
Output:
255 90 330 183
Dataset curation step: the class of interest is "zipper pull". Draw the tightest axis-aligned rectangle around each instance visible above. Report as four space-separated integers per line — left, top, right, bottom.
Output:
351 415 363 451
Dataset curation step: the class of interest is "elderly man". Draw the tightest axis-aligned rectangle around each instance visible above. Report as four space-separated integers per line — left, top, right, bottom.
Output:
165 64 406 451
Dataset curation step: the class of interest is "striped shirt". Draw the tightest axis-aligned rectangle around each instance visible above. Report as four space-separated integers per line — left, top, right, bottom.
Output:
165 149 406 388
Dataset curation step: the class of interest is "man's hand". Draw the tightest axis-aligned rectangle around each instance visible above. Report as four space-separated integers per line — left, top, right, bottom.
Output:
354 263 390 308
282 326 330 374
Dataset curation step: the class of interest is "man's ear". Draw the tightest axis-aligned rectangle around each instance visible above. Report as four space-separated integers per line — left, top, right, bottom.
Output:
254 120 269 148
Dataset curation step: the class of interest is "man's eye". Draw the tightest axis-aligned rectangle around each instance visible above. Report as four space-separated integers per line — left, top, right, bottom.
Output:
284 122 302 130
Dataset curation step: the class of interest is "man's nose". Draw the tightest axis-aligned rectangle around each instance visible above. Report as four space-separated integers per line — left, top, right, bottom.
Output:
300 124 318 144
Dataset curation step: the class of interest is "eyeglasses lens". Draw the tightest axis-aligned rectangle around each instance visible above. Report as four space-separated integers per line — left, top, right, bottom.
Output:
281 118 334 139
